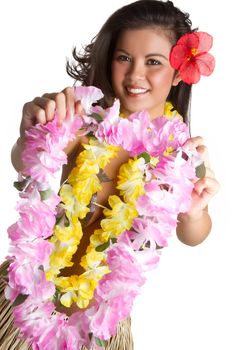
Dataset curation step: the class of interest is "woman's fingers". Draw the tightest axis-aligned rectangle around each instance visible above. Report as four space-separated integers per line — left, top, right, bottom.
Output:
193 176 220 197
32 97 56 122
184 136 210 167
183 136 204 150
61 87 76 118
20 87 79 136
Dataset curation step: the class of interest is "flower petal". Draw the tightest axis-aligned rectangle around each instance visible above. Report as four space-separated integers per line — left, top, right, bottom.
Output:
196 53 215 76
196 32 213 52
170 45 189 70
179 61 201 84
177 32 199 50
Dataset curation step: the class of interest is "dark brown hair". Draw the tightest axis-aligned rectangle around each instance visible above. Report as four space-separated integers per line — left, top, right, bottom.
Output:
67 0 194 125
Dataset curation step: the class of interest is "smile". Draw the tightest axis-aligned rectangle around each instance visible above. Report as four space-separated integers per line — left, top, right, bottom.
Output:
125 87 149 95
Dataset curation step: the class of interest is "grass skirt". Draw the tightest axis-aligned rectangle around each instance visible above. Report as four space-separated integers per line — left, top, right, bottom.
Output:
0 260 134 350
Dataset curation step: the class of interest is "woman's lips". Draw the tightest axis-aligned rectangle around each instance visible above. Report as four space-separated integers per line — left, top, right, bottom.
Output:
125 86 149 96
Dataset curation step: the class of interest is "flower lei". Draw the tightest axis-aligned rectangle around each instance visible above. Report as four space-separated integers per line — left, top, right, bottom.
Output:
5 86 203 349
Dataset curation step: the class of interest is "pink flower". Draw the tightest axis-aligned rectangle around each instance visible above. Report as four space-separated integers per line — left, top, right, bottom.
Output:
144 116 189 157
95 99 121 142
31 314 83 350
170 31 215 84
8 193 56 243
9 239 53 266
128 111 152 155
74 86 104 115
118 231 160 272
5 262 36 299
22 114 82 183
130 217 171 249
7 212 54 243
13 296 86 349
151 153 195 213
142 181 180 213
6 263 55 302
89 243 145 339
13 299 55 338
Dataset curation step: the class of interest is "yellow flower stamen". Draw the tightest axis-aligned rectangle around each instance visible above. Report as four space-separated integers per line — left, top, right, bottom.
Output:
191 47 199 56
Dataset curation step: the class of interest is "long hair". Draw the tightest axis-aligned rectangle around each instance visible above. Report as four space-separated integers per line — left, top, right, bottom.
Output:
67 0 194 124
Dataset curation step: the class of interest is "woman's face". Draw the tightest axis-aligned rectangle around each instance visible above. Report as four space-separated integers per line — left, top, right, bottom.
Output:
111 27 180 119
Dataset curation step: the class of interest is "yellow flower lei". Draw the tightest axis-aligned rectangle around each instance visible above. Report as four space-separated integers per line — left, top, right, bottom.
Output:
45 102 181 309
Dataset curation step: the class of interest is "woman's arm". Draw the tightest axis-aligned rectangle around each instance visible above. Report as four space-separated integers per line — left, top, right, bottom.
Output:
176 207 212 246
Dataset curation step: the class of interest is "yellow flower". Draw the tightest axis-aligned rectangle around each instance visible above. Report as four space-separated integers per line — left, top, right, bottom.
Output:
150 157 159 166
59 291 77 308
101 195 138 236
54 215 82 243
46 238 77 278
80 248 105 270
68 153 99 183
80 248 110 280
89 229 111 248
59 184 90 219
84 139 119 169
72 175 102 204
163 101 182 120
56 274 98 309
164 146 173 156
117 158 145 203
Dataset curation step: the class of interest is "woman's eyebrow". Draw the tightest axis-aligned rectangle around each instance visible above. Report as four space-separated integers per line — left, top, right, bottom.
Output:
114 49 168 60
114 49 130 55
145 53 168 60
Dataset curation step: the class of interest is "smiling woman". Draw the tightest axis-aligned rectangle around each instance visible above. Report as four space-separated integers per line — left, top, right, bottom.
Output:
0 0 230 349
111 28 181 117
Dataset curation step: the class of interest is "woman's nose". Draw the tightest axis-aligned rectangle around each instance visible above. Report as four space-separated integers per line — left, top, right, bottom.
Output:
126 61 145 80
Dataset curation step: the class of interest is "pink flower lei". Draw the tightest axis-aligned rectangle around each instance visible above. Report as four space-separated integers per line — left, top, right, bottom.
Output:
5 86 201 349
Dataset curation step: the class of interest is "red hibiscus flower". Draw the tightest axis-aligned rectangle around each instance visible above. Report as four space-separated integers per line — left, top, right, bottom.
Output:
169 31 215 84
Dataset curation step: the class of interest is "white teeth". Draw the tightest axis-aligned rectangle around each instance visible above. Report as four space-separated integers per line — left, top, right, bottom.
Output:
127 88 147 94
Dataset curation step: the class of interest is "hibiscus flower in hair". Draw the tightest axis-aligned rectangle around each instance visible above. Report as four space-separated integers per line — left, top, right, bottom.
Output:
169 31 215 84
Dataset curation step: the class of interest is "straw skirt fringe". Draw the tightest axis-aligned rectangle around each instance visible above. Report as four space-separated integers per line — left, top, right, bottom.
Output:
0 261 134 350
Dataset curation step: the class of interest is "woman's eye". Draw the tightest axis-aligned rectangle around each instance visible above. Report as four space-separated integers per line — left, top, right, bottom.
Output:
147 58 161 65
116 55 131 62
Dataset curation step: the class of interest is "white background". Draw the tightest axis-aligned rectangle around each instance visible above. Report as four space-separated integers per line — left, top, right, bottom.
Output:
0 1 232 349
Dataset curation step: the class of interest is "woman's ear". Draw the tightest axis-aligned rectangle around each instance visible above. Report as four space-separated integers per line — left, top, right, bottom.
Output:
172 71 182 86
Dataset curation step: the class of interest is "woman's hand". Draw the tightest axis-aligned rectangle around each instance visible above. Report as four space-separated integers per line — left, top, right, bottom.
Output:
12 87 82 172
176 136 220 246
183 136 220 219
20 87 81 138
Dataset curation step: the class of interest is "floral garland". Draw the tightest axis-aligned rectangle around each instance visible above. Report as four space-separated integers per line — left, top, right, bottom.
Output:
5 86 203 349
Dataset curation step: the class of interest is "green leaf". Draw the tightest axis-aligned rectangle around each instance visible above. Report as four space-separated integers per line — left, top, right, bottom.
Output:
195 162 206 179
91 112 103 122
95 337 108 347
86 131 95 138
13 176 30 191
40 189 53 200
55 213 70 227
95 240 110 252
52 288 61 303
13 181 24 191
138 152 150 163
64 214 70 227
110 238 117 244
56 215 63 225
